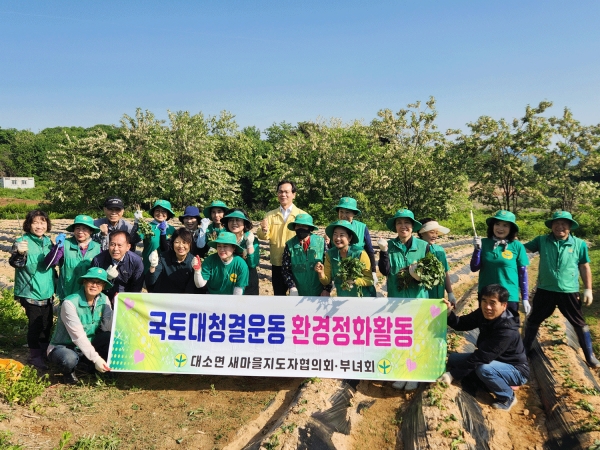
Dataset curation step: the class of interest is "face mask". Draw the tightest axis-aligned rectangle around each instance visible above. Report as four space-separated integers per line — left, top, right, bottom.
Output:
295 229 311 240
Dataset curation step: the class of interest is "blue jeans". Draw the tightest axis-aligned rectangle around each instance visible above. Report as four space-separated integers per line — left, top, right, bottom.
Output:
48 346 80 374
448 352 527 402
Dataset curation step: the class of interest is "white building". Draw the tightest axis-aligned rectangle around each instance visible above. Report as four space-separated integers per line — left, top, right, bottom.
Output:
1 177 35 189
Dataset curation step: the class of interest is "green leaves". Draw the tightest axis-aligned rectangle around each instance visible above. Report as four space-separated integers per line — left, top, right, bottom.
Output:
337 257 366 296
414 252 446 291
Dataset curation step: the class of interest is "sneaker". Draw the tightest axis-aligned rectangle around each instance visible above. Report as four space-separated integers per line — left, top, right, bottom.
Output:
392 381 407 390
62 372 79 385
404 381 419 391
492 395 517 411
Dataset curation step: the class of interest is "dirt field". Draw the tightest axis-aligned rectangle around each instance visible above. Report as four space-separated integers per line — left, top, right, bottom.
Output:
1 219 600 449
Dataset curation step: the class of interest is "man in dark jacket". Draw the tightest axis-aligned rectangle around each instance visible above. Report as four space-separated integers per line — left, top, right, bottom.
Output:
438 284 529 411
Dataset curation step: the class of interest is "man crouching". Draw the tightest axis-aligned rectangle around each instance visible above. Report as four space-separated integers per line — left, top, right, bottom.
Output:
438 284 529 411
47 267 113 384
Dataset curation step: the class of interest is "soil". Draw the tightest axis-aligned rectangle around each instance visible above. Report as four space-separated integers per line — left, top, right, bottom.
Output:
1 220 600 449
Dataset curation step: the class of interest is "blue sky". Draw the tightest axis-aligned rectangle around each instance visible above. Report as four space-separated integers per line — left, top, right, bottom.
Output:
1 1 599 134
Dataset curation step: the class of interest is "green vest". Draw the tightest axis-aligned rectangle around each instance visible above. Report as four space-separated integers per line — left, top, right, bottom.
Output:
387 237 429 299
57 238 101 300
14 234 55 300
141 222 176 273
286 234 325 296
349 220 367 252
50 289 109 347
329 247 376 297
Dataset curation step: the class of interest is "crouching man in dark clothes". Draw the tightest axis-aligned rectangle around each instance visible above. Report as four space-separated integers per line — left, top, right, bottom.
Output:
438 284 529 411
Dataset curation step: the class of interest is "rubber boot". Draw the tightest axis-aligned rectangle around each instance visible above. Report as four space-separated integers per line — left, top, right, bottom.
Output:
62 372 79 385
522 323 539 354
28 348 48 370
574 325 600 368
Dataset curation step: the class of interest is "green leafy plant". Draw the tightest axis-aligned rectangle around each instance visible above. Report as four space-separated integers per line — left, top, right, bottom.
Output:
136 220 154 238
0 364 50 405
413 252 446 290
396 267 413 291
337 257 366 296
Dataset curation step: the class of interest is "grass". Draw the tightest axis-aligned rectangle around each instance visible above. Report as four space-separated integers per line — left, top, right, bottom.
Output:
0 289 27 350
0 364 50 405
584 246 600 355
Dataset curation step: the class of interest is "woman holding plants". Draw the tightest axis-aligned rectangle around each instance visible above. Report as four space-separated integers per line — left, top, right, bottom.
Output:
314 220 375 297
417 218 456 303
282 214 330 296
220 208 259 295
9 209 56 370
138 199 176 273
197 200 229 256
470 210 529 317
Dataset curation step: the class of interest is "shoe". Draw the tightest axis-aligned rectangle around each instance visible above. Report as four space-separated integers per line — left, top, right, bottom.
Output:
404 381 419 391
62 372 79 385
392 381 407 390
28 349 48 370
492 395 517 411
575 326 600 368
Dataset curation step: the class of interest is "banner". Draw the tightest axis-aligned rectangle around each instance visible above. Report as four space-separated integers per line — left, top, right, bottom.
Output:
108 294 448 381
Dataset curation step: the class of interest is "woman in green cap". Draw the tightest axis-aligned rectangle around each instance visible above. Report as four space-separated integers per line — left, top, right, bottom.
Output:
197 200 229 257
138 199 176 273
333 197 378 285
194 231 249 295
221 208 259 295
314 220 375 297
282 214 330 296
44 215 102 300
470 210 529 317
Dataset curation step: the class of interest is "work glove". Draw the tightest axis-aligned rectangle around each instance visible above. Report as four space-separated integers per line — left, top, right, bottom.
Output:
157 221 168 235
523 300 531 315
134 210 144 222
289 287 299 296
94 358 110 373
200 218 211 231
55 233 66 248
377 238 388 252
149 250 159 268
408 263 421 281
106 264 119 281
437 372 453 384
372 272 378 285
192 256 202 272
473 236 482 250
246 232 255 247
447 292 457 305
16 240 28 254
583 289 593 306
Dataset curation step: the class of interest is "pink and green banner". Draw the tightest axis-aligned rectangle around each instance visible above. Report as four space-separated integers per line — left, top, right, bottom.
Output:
108 294 448 381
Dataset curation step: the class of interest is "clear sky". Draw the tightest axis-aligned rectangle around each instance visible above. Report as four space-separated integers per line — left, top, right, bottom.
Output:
1 1 599 134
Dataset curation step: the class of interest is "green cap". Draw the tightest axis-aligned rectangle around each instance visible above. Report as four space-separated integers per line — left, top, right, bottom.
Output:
325 220 358 244
203 200 229 219
486 210 520 232
386 209 422 232
221 210 252 230
545 210 579 230
333 197 361 215
207 231 244 255
66 215 100 233
287 214 318 232
149 199 175 220
78 267 113 290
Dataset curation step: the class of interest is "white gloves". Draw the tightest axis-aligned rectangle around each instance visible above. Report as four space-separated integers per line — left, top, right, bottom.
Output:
246 232 255 247
377 238 388 252
200 218 211 231
473 237 482 249
149 250 159 268
106 264 119 281
289 287 299 296
95 358 110 373
16 240 28 254
408 263 421 281
134 210 144 222
583 289 593 306
447 292 456 305
438 372 453 384
523 300 531 315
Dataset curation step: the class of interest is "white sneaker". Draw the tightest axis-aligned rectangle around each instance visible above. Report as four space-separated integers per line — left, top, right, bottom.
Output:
404 381 419 391
392 381 407 390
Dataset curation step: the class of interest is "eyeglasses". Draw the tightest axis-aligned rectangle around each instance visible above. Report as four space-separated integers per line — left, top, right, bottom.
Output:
85 279 105 286
277 190 292 195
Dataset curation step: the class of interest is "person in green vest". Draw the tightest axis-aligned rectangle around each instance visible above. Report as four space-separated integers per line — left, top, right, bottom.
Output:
315 220 375 297
44 215 102 301
194 232 249 295
470 210 530 318
377 209 428 391
333 197 378 285
522 211 600 368
417 218 456 303
221 209 260 295
282 214 330 296
198 200 230 257
139 199 176 273
9 209 56 370
47 267 113 384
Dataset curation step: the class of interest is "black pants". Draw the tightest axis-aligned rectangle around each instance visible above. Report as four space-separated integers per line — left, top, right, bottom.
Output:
271 265 288 296
528 288 586 328
245 267 259 296
19 298 53 349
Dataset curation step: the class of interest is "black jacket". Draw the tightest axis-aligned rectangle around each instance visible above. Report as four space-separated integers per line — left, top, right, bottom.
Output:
448 308 529 380
92 250 144 303
145 250 197 294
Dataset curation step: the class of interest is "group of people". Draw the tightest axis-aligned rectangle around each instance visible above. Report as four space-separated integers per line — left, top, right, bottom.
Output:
9 180 598 412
